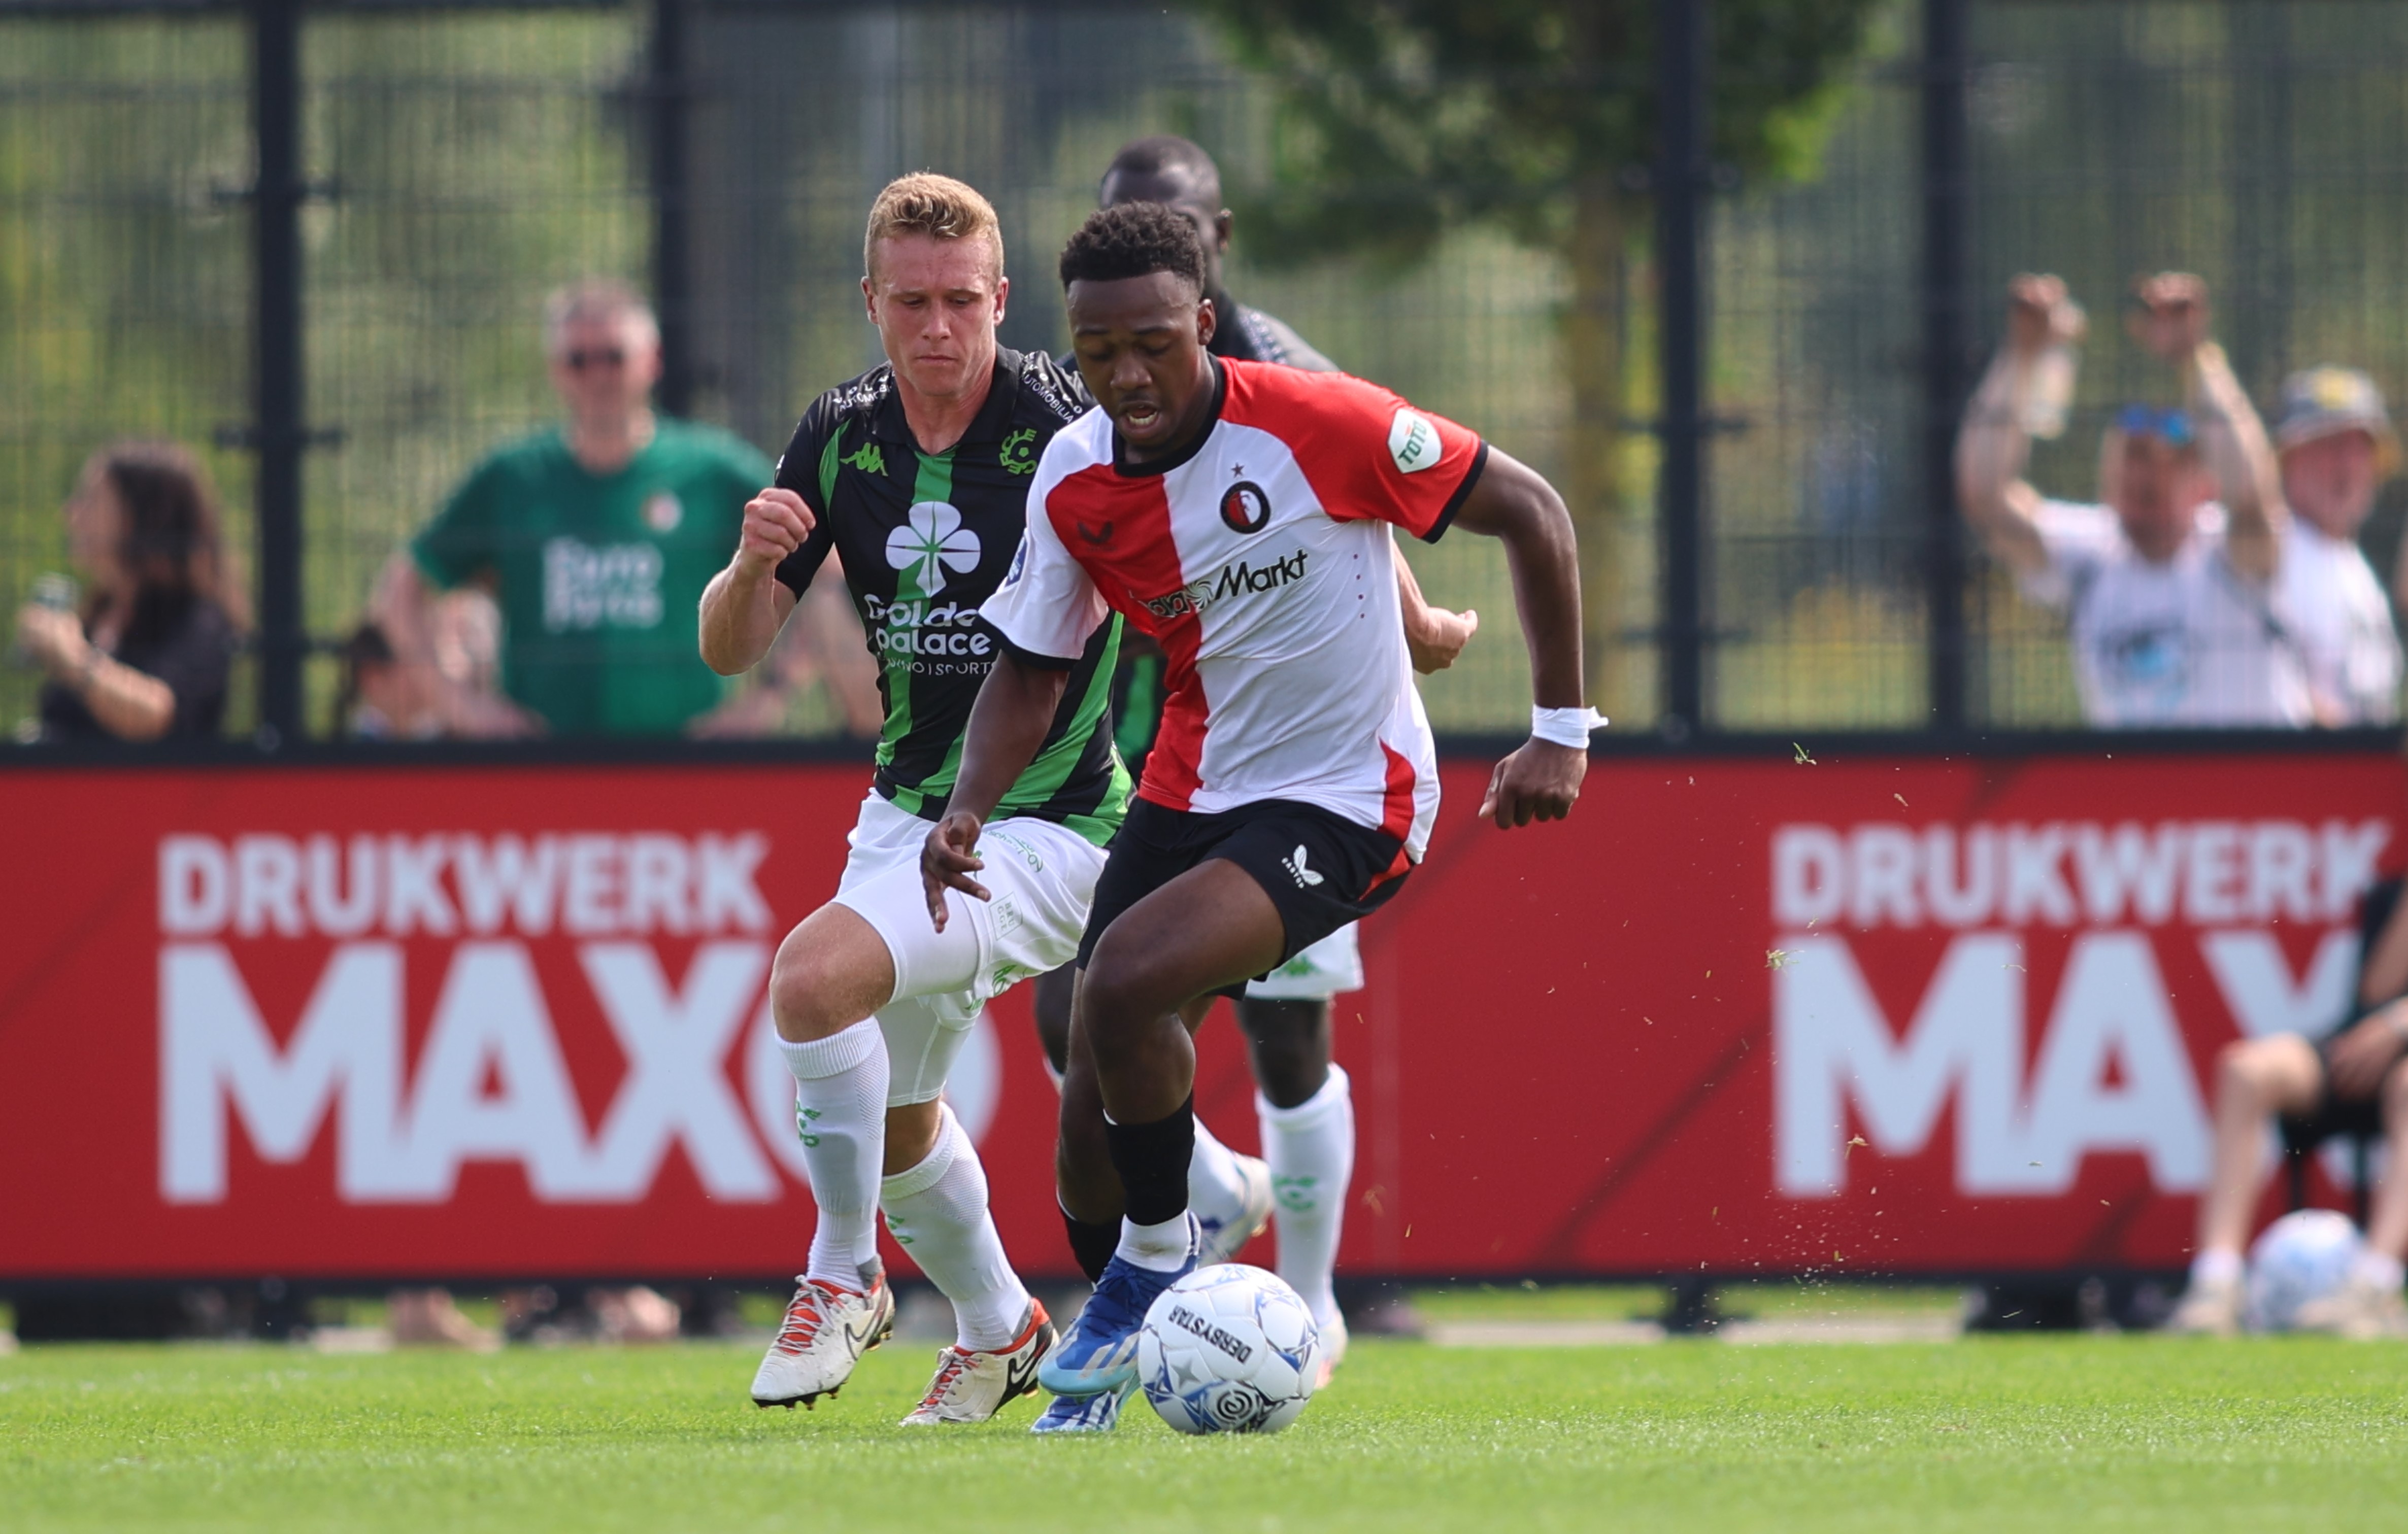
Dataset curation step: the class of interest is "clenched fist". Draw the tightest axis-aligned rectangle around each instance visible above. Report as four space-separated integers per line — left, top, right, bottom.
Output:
2126 272 2211 363
735 487 816 575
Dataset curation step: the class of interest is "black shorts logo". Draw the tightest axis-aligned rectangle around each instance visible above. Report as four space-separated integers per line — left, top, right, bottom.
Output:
1220 481 1272 535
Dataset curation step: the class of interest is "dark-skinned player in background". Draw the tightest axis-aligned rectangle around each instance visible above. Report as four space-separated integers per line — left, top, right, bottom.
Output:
1026 137 1478 1379
924 204 1599 1430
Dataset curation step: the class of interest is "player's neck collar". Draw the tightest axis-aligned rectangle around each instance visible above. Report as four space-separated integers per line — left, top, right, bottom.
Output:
1112 354 1225 479
875 348 1021 451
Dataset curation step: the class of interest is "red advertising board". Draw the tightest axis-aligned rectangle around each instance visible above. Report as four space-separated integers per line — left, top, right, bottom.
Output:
0 749 2396 1284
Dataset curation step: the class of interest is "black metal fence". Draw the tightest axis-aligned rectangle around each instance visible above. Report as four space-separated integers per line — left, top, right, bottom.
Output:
7 0 2408 748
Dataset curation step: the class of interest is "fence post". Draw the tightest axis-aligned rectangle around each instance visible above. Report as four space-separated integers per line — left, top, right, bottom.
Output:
648 0 694 418
1921 0 1972 731
249 0 306 746
1655 0 1709 737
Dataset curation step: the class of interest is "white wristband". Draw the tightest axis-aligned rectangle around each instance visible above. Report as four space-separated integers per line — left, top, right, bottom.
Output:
1531 705 1607 748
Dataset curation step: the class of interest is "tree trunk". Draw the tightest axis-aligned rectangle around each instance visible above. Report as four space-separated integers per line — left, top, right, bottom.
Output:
1562 173 1632 722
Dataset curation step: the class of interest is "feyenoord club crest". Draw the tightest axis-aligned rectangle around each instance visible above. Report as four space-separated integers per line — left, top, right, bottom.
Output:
1220 480 1272 534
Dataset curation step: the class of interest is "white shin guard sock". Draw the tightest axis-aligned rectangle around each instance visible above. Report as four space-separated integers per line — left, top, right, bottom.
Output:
779 1021 889 1293
1258 1064 1353 1326
881 1103 1030 1352
1188 1115 1256 1229
1117 1213 1195 1273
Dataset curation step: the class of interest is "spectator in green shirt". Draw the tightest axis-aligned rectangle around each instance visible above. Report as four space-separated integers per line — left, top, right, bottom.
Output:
372 279 878 738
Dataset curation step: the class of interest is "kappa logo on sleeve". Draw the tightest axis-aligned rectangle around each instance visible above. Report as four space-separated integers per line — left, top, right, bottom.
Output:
1388 409 1441 474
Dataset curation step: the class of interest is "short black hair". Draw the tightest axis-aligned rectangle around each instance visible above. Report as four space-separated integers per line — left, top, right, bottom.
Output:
1058 202 1207 292
1101 134 1222 206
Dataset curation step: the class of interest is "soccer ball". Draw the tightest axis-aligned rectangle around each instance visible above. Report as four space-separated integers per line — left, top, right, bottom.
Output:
2245 1208 2364 1332
1137 1264 1322 1435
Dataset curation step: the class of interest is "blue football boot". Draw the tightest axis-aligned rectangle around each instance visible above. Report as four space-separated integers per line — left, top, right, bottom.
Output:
1036 1216 1196 1396
1029 1378 1135 1434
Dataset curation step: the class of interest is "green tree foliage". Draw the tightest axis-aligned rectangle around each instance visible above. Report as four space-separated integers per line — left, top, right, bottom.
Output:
1192 0 1884 712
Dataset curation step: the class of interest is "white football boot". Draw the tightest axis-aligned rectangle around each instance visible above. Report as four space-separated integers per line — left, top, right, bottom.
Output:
1196 1152 1275 1267
750 1272 895 1409
900 1301 1057 1425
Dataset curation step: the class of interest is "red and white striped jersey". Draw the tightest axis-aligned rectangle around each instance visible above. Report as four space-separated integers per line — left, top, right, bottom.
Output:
980 358 1487 859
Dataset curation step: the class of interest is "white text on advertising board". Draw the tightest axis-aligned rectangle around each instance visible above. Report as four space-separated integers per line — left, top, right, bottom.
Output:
1770 817 2387 1198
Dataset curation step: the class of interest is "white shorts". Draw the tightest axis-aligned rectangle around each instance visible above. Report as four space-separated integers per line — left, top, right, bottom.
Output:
1244 923 1364 1001
831 792 1106 1106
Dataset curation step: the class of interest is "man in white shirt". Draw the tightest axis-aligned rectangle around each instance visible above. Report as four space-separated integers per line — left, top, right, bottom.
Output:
1956 274 2302 727
2267 367 2401 725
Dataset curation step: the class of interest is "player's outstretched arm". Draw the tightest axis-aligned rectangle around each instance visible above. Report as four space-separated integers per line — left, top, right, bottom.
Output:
920 650 1070 929
1447 448 1590 828
697 488 809 675
2138 274 2285 583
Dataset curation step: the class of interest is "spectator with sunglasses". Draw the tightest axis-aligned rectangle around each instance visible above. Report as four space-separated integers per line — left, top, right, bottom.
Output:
1956 273 2304 727
370 278 879 737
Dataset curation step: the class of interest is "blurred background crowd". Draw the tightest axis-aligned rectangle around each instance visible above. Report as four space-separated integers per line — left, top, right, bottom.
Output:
14 1 2408 749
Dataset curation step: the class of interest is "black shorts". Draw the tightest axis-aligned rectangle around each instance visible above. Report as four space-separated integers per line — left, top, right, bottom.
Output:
1077 796 1412 996
2278 1030 2402 1151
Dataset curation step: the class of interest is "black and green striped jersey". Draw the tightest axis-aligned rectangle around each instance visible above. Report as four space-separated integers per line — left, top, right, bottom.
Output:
772 348 1127 843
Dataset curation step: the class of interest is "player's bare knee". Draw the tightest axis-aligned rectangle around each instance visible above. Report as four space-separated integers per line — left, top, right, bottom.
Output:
1073 946 1177 1049
768 945 850 1043
2217 1038 2279 1103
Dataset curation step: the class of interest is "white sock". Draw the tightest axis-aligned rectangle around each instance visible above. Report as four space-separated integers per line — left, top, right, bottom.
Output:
2190 1248 2244 1288
1188 1116 1256 1233
779 1021 888 1293
1258 1064 1353 1328
881 1103 1030 1352
2352 1249 2405 1292
1117 1213 1194 1273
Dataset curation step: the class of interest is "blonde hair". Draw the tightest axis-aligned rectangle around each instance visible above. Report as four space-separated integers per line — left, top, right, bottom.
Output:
542 278 659 357
863 173 1005 283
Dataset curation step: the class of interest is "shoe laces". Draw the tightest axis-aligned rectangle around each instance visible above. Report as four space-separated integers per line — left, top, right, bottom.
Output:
770 1281 838 1357
916 1347 974 1410
1081 1268 1151 1332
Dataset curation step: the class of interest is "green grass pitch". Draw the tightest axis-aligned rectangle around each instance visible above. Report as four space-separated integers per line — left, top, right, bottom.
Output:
4 1337 2404 1532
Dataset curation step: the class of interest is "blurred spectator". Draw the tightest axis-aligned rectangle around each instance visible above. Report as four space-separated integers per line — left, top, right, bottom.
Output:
336 596 507 740
2263 367 2401 726
499 1283 680 1345
370 278 876 738
336 623 440 739
1956 274 2303 727
13 441 247 744
2168 875 2408 1337
386 1288 499 1351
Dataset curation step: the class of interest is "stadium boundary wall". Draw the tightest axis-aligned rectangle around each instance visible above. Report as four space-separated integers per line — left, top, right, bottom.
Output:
1 744 2395 1289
